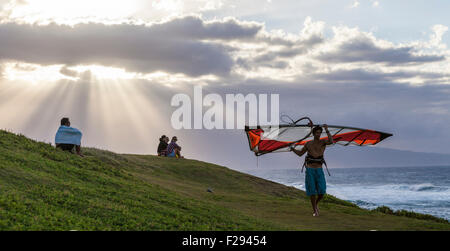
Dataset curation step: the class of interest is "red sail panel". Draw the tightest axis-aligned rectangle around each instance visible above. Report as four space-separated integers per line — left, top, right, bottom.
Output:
296 130 384 146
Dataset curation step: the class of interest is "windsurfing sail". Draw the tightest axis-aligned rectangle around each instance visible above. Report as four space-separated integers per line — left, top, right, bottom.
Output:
245 117 393 156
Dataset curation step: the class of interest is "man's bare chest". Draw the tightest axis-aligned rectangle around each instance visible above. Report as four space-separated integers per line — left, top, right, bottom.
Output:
306 142 325 156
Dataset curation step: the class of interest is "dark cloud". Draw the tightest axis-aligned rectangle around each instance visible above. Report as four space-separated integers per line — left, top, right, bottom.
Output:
259 30 324 47
253 47 305 63
59 66 78 78
239 38 324 70
310 68 448 83
150 16 262 40
0 16 263 77
316 34 445 65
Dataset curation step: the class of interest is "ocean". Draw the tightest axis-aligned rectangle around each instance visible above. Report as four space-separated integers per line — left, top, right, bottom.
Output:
245 166 450 221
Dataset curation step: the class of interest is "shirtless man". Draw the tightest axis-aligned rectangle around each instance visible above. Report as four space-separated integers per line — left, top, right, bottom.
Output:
290 124 333 216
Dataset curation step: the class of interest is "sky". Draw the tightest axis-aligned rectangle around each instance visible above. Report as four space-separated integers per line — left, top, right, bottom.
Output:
0 0 449 170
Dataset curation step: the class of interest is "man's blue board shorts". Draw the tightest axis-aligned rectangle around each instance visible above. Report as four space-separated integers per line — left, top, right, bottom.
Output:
305 167 326 196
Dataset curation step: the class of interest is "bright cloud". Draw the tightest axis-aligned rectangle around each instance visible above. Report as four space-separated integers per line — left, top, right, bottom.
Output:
430 24 448 49
0 0 227 25
0 0 139 25
2 62 70 83
350 1 360 8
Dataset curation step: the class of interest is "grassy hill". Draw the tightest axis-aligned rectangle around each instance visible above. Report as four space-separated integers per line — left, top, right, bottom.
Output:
0 130 448 230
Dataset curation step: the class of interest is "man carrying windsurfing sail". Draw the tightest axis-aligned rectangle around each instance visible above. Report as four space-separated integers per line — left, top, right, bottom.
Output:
244 116 393 217
290 124 333 217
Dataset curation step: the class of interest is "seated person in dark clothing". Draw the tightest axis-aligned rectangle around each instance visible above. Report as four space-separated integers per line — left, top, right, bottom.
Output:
157 135 169 156
55 117 84 157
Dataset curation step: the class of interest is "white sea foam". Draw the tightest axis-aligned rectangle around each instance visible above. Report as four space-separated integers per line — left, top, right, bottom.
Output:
246 166 450 220
287 182 450 219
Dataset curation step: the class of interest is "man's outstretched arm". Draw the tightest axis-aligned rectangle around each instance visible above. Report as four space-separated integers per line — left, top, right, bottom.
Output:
291 145 307 157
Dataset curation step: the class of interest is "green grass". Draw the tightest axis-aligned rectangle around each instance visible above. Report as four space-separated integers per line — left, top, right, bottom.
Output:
0 129 449 230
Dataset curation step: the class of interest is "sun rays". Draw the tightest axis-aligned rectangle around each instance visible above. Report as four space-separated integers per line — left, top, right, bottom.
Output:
0 63 190 154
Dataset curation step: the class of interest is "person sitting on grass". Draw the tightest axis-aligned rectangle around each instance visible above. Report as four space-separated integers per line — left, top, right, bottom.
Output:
55 117 84 157
157 135 169 156
166 136 183 158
